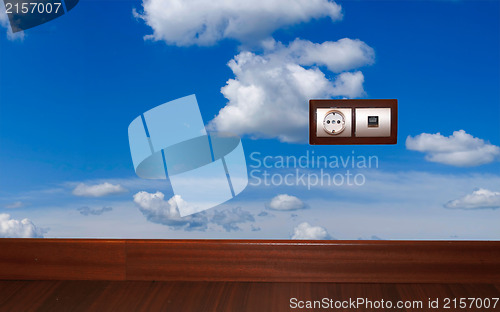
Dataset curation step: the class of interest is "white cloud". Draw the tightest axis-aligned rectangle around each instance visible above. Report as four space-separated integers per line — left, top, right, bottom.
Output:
286 38 375 73
0 6 24 41
77 206 113 216
445 189 500 210
0 214 45 238
134 0 342 46
266 194 307 211
291 222 330 239
133 0 371 143
406 130 500 167
133 191 256 231
72 182 128 197
133 191 208 231
331 71 365 98
5 201 24 209
209 38 373 143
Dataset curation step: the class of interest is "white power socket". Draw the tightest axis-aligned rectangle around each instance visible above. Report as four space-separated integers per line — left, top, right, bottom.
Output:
316 108 352 137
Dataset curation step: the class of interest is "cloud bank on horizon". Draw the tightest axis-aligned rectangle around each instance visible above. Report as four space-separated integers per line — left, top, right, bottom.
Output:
3 168 500 239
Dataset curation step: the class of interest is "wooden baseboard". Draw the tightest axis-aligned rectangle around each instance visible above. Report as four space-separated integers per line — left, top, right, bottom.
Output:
0 239 499 283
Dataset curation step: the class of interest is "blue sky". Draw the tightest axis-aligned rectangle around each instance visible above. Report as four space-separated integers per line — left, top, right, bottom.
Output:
0 0 499 239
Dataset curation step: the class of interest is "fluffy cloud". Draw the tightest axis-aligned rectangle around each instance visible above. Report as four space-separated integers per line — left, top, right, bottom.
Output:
445 189 500 210
291 222 330 239
284 38 375 73
134 0 371 143
266 194 307 211
209 38 373 142
133 191 208 231
134 0 342 46
0 214 45 238
72 182 128 197
406 130 500 167
0 7 24 41
133 191 256 231
77 206 113 216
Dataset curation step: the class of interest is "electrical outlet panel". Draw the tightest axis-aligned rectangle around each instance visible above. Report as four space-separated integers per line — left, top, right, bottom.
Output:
309 99 397 145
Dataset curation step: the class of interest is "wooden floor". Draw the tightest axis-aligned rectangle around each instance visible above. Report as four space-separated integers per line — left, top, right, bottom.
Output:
1 240 499 311
0 281 498 312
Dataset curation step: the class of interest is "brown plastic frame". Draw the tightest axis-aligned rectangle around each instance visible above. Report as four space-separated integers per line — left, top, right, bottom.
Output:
309 99 398 145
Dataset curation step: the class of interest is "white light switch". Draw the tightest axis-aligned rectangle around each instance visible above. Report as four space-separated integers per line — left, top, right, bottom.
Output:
355 108 391 137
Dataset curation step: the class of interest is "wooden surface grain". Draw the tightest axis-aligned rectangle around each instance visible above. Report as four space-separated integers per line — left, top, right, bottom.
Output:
0 239 499 282
0 281 498 312
125 240 500 283
0 239 125 280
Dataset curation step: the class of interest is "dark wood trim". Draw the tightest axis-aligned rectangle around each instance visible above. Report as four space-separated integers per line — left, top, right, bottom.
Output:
0 239 126 280
309 99 398 145
0 239 499 283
